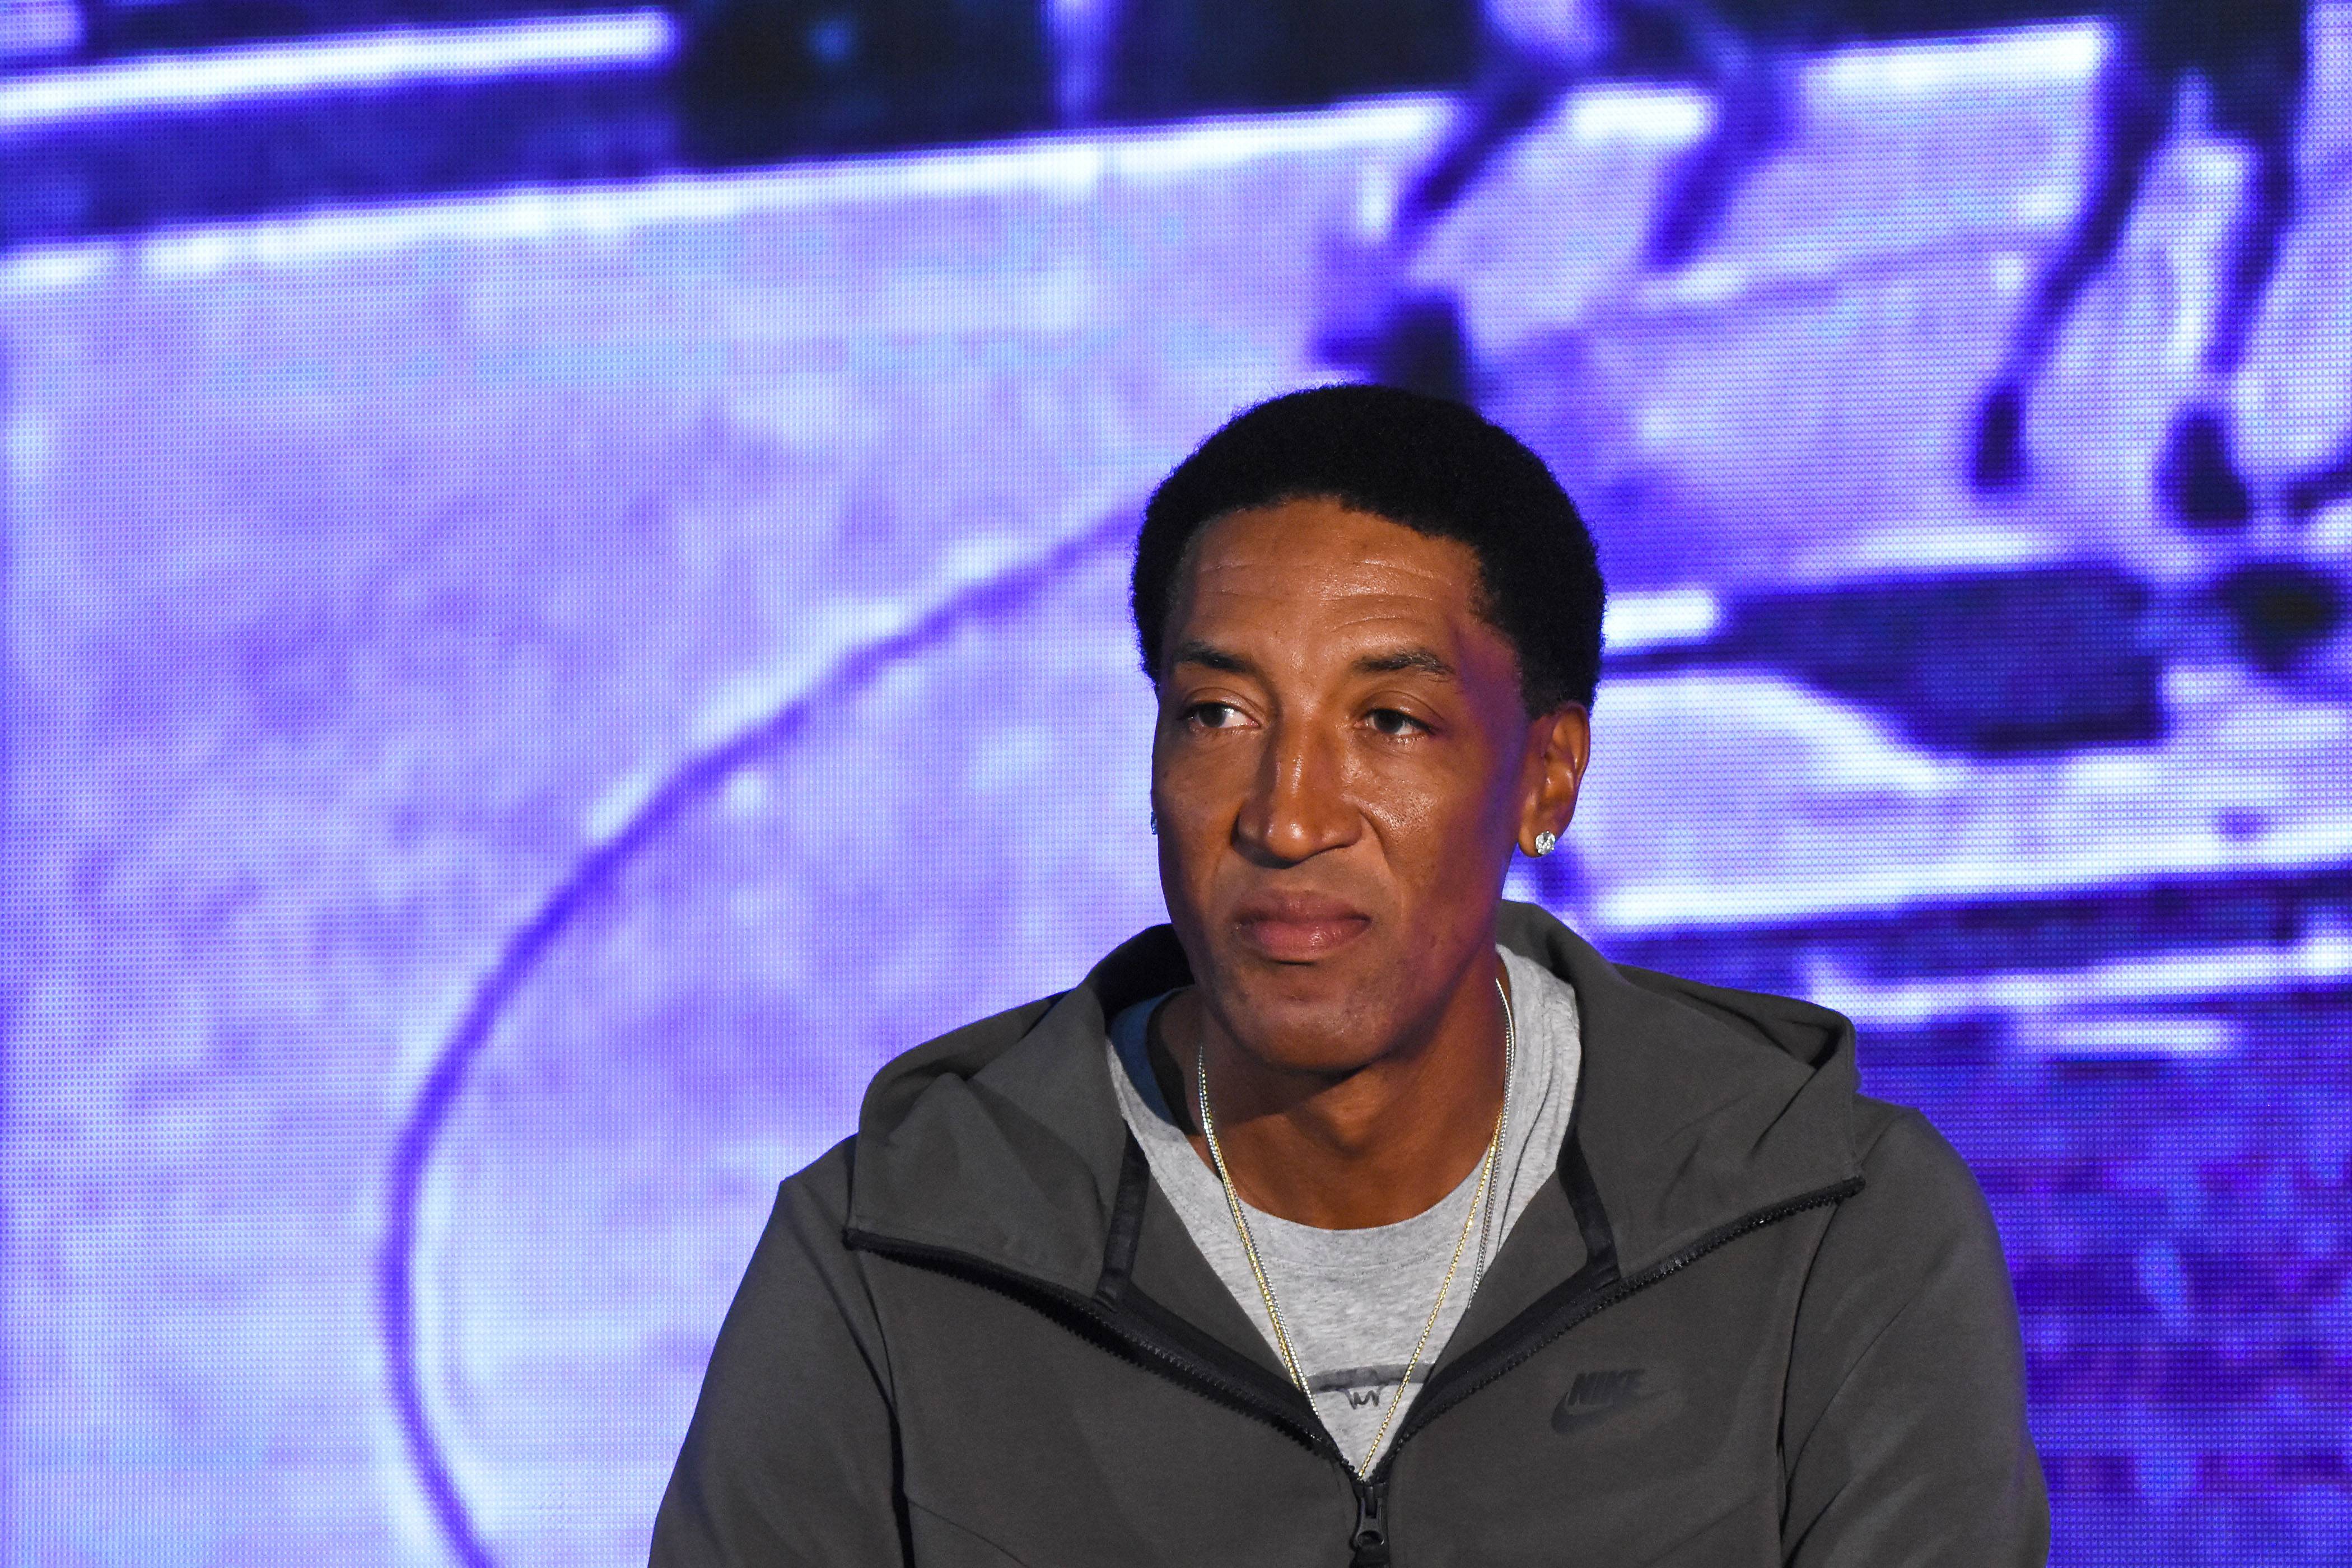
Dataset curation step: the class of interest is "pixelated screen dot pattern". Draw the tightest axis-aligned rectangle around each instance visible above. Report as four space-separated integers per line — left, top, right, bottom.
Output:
4 4 2352 1565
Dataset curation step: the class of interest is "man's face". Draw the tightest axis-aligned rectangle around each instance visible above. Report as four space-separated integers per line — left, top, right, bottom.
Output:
1151 497 1582 1076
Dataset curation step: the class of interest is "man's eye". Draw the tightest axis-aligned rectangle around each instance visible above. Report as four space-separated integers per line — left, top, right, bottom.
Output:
1368 708 1425 737
1184 702 1242 729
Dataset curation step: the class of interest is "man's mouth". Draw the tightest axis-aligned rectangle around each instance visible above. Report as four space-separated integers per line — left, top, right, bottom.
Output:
1231 894 1372 962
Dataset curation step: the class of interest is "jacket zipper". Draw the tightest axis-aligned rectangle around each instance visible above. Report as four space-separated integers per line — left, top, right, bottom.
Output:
852 1175 1861 1561
1367 1177 1865 1487
1350 1475 1391 1566
841 1229 1343 1463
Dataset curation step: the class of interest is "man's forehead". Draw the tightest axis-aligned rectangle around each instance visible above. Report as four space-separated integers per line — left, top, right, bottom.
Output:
1167 520 1519 689
1179 501 1486 610
1171 567 1494 671
1169 636 1461 682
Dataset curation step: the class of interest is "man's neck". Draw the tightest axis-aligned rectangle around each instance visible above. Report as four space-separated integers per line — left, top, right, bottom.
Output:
1150 958 1511 1229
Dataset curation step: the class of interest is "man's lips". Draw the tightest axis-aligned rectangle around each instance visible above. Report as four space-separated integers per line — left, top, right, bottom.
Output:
1231 896 1372 961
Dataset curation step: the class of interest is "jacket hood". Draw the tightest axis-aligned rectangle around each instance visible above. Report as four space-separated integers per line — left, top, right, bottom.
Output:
844 902 1864 1303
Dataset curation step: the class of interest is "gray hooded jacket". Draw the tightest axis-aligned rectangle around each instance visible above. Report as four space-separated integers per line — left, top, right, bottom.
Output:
652 903 2048 1566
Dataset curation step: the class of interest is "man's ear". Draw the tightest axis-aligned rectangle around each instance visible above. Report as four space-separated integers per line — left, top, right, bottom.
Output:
1517 704 1590 856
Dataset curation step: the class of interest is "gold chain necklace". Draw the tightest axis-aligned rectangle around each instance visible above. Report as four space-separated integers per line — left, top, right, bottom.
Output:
1193 975 1516 1478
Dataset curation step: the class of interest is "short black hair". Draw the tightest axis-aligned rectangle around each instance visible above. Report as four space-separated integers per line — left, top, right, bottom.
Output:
1132 384 1606 712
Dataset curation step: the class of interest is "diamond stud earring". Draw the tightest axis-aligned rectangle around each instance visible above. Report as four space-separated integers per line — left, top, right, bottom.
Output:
1532 830 1557 857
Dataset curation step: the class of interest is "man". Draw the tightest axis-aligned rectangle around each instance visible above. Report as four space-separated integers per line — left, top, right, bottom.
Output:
652 385 2048 1565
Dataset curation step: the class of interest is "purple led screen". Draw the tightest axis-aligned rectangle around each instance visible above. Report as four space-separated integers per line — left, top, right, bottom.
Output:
5 4 2352 1565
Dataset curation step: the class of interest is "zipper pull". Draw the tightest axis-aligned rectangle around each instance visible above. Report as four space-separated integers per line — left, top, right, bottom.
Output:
1350 1477 1390 1566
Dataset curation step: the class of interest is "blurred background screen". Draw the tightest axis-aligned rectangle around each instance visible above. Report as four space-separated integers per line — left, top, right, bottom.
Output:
4 0 2350 1562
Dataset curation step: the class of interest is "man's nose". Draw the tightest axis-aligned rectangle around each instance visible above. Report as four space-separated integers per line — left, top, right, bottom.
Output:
1235 716 1356 865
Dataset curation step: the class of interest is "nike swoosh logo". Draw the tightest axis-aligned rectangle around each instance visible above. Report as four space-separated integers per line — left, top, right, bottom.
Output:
1552 1373 1665 1439
1551 1389 1658 1434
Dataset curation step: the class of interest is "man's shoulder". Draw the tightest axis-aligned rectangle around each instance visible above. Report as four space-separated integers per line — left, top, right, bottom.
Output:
888 988 1071 1077
1842 1095 2003 1234
1594 953 1993 1234
851 925 1194 1140
1598 954 1982 1213
848 988 1075 1132
1498 901 1856 1078
1611 962 1857 1076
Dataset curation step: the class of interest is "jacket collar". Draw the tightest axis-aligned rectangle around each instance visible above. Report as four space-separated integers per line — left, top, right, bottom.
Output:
1492 902 1861 1275
845 903 1863 1348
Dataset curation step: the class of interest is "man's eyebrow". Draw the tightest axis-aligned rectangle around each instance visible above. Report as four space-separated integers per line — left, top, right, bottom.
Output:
1353 646 1457 680
1167 640 1258 675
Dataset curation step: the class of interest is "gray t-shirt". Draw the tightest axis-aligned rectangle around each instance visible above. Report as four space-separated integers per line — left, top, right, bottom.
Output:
1105 947 1582 1471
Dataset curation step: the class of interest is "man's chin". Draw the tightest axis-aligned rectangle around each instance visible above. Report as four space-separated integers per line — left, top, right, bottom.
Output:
1203 944 1399 1062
